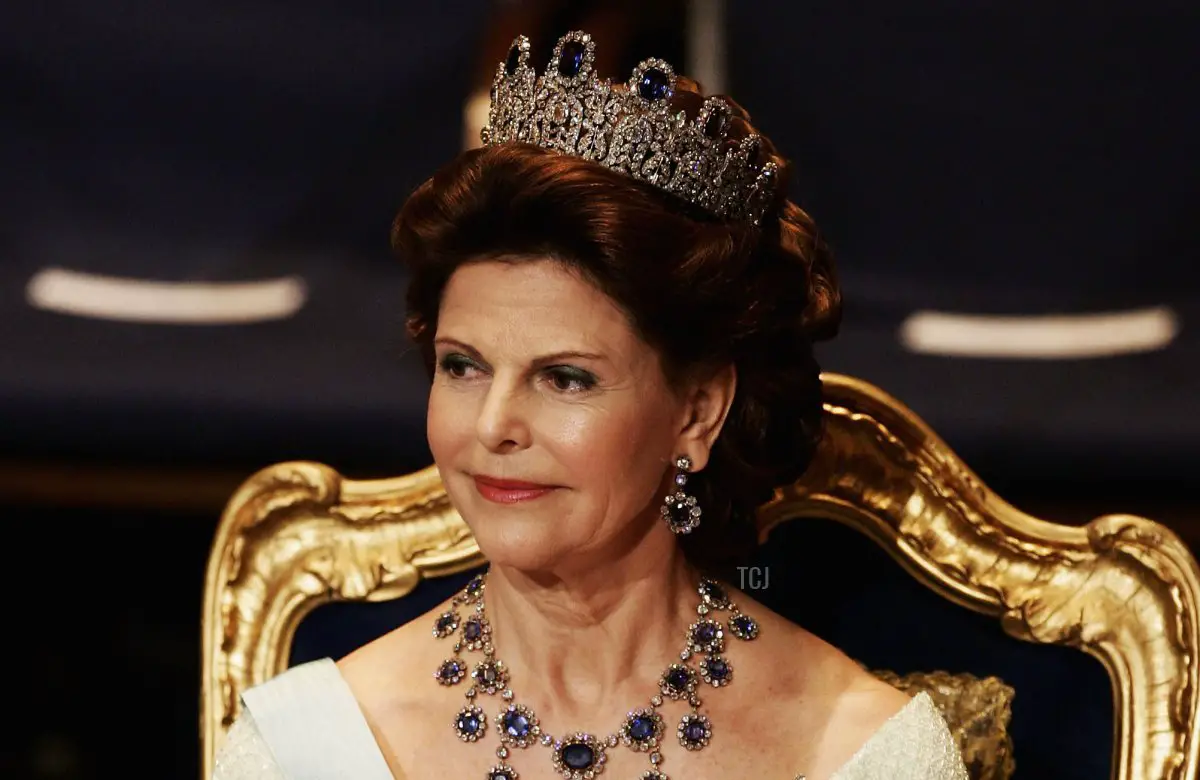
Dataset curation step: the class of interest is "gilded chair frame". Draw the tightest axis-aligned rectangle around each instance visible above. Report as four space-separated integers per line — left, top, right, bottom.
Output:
201 373 1200 780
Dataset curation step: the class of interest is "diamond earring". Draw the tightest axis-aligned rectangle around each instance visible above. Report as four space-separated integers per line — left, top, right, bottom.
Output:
662 456 702 534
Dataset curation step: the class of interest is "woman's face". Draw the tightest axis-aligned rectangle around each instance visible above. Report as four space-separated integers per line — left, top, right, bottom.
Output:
427 259 730 573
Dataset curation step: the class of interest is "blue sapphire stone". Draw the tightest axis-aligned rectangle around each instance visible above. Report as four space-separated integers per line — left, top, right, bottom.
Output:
693 622 718 644
684 721 706 743
437 660 462 681
629 715 656 741
704 111 727 139
466 575 485 597
502 710 532 739
666 497 690 528
700 580 727 604
638 68 671 101
665 667 691 691
558 40 586 77
457 712 482 735
505 45 521 75
706 658 729 681
464 619 483 642
731 614 758 638
561 742 595 770
436 613 457 633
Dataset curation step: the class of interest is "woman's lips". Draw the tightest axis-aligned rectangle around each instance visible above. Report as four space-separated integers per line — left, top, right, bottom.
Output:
472 475 559 504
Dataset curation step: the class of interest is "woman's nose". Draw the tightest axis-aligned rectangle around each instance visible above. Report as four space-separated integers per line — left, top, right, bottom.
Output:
475 379 533 453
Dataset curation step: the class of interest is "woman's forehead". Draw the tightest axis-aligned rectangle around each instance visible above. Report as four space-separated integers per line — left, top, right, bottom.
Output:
437 259 638 356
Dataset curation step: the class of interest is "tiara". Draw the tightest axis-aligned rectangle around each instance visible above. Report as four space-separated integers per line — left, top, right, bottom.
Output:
481 31 780 225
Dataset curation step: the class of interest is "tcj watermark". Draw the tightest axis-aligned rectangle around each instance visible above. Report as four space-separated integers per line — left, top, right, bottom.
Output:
736 566 770 591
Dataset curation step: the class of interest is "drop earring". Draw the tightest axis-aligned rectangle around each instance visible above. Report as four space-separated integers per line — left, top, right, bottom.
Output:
662 455 702 534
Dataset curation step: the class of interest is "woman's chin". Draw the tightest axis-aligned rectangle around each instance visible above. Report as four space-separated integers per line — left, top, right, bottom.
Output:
470 525 578 568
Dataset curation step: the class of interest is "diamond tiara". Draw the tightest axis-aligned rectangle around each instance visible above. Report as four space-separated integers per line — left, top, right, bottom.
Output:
481 31 780 225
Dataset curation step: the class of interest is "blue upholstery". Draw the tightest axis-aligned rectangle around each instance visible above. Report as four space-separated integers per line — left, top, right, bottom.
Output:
291 568 484 667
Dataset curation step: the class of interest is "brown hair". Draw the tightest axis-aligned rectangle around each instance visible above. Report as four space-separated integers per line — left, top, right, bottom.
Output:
393 83 840 576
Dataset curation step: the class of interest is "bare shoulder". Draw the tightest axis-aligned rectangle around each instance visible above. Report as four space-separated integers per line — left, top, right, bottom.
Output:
336 595 456 724
729 590 912 776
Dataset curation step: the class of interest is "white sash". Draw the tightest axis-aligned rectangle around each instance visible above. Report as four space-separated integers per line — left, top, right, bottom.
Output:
241 658 396 780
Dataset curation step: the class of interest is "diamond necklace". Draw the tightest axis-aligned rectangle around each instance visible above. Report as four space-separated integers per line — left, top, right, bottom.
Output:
432 571 761 780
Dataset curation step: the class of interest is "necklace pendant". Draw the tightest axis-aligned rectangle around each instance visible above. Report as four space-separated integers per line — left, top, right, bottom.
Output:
462 615 491 651
472 659 510 694
698 655 732 687
497 703 541 748
697 579 731 610
728 613 759 641
550 733 607 779
453 705 488 742
686 619 725 655
463 573 487 603
658 663 698 700
677 713 711 751
620 708 665 751
435 658 468 686
433 610 461 638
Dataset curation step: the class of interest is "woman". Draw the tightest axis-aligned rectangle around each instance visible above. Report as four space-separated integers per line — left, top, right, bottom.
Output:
214 32 968 780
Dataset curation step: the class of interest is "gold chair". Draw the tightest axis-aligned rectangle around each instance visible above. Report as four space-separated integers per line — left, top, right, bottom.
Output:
201 373 1200 780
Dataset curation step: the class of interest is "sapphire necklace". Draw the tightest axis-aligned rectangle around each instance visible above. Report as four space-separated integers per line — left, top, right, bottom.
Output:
432 571 760 779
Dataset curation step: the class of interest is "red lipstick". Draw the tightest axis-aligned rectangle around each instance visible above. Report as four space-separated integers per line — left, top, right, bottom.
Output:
472 475 558 504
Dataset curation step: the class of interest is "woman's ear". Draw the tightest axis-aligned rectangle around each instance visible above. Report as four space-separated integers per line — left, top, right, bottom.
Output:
674 364 737 472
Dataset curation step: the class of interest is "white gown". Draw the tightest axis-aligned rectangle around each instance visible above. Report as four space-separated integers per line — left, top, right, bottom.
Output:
212 658 968 780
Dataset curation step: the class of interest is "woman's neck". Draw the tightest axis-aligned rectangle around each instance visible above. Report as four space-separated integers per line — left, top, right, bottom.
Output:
483 546 701 730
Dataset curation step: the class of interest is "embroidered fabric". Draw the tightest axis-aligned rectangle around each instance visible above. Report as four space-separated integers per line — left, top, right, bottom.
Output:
212 710 286 780
210 662 967 780
829 692 969 780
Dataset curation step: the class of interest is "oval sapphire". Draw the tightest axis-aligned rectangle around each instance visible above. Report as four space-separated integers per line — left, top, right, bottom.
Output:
437 660 462 682
638 68 671 101
685 721 707 742
457 712 482 735
502 710 531 739
466 575 485 598
693 622 717 644
629 716 655 741
558 40 586 78
561 742 595 769
435 612 458 635
706 658 729 681
464 619 483 642
505 45 521 75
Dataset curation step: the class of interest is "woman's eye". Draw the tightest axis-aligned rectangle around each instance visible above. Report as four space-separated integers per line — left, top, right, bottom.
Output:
546 367 597 393
438 354 479 378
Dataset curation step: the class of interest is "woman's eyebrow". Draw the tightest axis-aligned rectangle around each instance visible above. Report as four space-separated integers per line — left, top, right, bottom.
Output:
435 337 608 367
